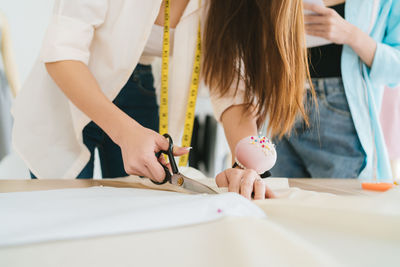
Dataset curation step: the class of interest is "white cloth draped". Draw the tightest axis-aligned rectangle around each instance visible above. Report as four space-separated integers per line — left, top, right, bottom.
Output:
0 187 266 247
0 178 399 266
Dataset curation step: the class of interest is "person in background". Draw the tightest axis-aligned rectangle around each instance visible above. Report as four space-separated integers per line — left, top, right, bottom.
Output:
0 12 19 161
271 0 400 179
12 0 311 199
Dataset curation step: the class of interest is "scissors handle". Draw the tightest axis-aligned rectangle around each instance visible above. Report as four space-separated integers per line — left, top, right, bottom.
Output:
151 163 171 185
152 134 179 185
162 134 179 174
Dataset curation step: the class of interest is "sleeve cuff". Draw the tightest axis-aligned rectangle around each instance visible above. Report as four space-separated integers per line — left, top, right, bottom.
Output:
209 87 247 122
369 42 400 87
40 15 94 65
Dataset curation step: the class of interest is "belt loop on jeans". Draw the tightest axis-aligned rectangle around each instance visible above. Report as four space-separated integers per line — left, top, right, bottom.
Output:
306 78 323 92
305 79 315 90
305 81 312 90
318 79 324 92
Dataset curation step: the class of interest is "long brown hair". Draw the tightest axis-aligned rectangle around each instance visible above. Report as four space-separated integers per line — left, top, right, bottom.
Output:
203 0 312 138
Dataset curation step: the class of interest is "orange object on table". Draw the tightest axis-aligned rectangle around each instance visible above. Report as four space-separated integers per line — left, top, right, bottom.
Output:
361 182 394 192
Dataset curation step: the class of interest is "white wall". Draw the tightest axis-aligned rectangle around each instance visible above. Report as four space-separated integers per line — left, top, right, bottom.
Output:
0 1 54 178
1 0 54 82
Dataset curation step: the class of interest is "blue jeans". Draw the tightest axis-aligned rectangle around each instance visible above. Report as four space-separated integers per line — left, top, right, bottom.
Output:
32 64 159 179
270 78 366 178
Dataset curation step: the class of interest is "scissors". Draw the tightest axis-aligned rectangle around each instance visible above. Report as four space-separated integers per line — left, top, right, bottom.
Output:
153 134 218 194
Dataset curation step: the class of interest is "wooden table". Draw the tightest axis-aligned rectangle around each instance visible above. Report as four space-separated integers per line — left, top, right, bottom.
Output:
288 178 378 196
0 178 377 196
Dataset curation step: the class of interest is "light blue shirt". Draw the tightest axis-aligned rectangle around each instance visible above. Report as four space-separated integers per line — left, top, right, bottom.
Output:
341 0 400 179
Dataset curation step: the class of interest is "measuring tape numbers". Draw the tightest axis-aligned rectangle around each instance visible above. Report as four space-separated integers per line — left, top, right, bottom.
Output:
159 0 202 167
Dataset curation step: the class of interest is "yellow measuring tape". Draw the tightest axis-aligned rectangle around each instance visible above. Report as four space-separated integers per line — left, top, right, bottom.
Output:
160 0 202 167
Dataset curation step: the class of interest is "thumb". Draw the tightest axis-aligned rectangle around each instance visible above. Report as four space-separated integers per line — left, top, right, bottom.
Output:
173 146 191 156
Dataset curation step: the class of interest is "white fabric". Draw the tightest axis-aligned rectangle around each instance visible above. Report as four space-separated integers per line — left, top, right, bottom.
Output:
11 0 246 179
0 217 338 267
0 187 265 247
256 187 400 267
2 183 400 266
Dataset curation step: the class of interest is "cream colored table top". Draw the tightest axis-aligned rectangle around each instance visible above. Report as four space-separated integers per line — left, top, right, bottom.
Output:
1 177 398 267
0 177 376 196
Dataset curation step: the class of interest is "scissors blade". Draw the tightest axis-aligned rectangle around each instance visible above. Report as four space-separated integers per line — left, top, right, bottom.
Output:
171 174 218 194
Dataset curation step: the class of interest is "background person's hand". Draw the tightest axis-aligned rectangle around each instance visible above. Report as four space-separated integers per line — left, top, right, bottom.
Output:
117 123 190 183
304 3 355 45
216 168 275 200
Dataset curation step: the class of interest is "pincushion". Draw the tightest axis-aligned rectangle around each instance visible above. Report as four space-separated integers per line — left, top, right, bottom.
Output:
235 136 277 174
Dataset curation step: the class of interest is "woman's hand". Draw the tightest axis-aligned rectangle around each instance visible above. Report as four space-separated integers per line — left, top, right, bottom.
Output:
218 105 274 200
44 60 189 182
303 3 377 66
216 168 275 200
116 122 190 183
304 3 355 45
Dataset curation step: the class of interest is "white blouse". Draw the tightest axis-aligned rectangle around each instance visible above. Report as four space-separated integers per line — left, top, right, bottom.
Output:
11 0 246 178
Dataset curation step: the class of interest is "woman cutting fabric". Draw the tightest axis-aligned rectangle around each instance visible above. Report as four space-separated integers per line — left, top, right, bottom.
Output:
12 0 311 199
271 0 400 179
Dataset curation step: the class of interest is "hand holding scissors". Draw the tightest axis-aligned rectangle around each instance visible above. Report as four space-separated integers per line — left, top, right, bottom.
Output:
153 134 217 194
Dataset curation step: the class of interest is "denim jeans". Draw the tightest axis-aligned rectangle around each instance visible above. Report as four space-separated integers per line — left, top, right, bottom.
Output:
270 78 366 178
32 64 159 179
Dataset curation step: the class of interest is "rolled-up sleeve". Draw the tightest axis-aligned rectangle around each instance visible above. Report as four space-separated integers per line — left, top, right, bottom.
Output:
40 0 108 65
369 1 400 88
208 79 248 122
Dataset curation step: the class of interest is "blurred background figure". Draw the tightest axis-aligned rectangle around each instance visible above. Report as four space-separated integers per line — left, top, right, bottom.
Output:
271 0 400 179
380 86 400 179
0 11 19 162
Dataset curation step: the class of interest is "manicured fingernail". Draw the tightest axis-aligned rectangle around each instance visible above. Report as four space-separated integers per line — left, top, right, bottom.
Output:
183 147 193 151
